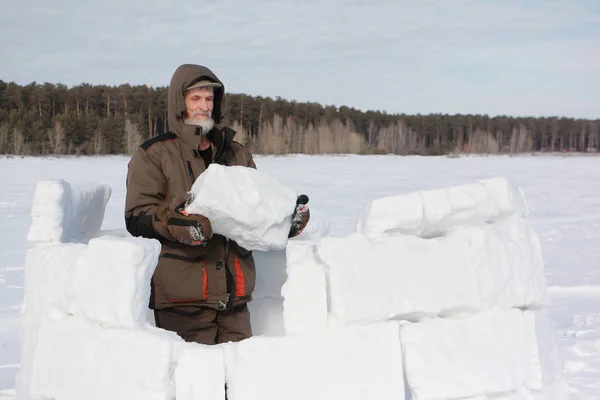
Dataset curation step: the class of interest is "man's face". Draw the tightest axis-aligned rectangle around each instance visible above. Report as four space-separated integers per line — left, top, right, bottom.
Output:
184 87 214 122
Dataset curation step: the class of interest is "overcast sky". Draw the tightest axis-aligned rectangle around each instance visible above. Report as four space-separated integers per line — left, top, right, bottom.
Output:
1 0 599 118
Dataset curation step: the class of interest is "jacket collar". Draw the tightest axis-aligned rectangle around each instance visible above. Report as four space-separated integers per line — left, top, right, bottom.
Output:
178 124 236 164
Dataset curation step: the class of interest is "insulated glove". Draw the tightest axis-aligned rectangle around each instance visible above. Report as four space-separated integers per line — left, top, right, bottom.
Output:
152 192 212 246
288 194 310 238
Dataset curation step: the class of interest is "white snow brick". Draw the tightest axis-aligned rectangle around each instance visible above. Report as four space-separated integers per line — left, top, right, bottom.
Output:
23 236 160 328
470 217 549 309
185 164 297 251
71 235 161 328
248 297 285 336
281 242 328 335
28 318 183 400
23 237 160 327
27 179 111 244
252 250 287 299
225 323 405 400
97 227 132 238
15 321 43 400
401 309 529 400
518 379 570 400
483 177 528 218
318 232 480 327
357 190 424 236
246 250 287 336
462 393 522 400
523 309 565 390
357 177 527 236
175 345 226 400
465 379 570 400
319 217 547 328
23 244 87 322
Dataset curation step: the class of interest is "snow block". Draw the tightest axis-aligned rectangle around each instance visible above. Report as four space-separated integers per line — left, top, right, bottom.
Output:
15 321 43 400
318 232 481 327
317 217 547 328
519 379 570 400
23 236 160 328
26 318 183 400
27 179 111 244
523 309 564 390
470 217 548 309
357 177 527 236
248 297 285 336
465 379 570 400
246 250 287 336
185 164 297 251
253 250 287 299
281 242 328 335
23 244 87 322
225 323 405 400
71 235 161 328
175 345 226 400
400 309 529 400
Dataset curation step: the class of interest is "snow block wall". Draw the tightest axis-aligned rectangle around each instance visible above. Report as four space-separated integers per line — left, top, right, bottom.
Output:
281 177 566 399
19 181 187 400
19 174 566 400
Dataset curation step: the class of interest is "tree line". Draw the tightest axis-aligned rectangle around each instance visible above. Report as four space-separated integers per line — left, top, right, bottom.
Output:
0 80 598 156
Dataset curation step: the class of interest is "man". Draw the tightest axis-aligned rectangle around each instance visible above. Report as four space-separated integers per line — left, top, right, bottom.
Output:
125 64 309 345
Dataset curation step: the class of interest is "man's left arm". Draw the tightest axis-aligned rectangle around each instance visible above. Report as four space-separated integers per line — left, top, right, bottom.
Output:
242 146 309 238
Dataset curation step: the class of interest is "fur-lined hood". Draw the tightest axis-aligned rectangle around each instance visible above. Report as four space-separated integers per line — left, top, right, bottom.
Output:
167 64 225 149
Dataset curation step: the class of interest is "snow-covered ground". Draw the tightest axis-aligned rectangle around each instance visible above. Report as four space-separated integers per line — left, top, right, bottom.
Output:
0 154 599 398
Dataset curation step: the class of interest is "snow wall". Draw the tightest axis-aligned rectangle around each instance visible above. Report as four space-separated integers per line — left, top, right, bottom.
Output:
17 175 568 400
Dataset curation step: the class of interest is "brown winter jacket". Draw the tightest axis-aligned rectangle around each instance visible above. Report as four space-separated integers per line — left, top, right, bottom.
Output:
125 64 257 311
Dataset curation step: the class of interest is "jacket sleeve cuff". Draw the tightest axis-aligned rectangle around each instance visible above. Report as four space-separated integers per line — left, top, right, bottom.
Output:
150 202 177 241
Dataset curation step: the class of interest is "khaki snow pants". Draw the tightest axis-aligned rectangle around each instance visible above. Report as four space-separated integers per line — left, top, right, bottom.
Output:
154 304 252 345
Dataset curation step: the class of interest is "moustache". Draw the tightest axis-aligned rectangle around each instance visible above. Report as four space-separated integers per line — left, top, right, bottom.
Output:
192 111 211 118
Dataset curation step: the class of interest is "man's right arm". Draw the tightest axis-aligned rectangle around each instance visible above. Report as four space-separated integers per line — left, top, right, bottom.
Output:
125 147 169 240
125 147 212 245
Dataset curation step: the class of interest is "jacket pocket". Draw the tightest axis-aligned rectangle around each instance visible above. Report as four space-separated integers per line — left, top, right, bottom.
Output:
154 253 207 303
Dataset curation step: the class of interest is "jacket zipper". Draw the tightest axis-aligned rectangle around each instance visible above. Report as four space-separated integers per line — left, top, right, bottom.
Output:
186 160 195 186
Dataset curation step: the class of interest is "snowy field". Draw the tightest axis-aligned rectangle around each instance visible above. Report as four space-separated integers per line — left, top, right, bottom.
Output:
0 154 599 398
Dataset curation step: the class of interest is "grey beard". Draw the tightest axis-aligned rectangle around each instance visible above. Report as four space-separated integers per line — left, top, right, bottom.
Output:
184 118 215 135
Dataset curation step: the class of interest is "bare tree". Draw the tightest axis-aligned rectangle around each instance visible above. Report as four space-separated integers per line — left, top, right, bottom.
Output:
470 128 499 154
509 125 533 153
588 120 598 152
89 128 105 155
48 120 65 154
330 119 365 153
0 124 8 154
302 123 319 154
256 114 285 154
12 128 26 155
377 119 412 154
125 119 143 155
550 118 559 152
